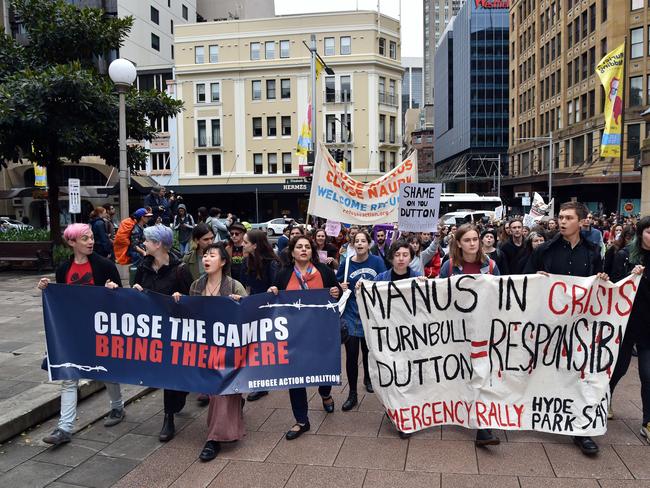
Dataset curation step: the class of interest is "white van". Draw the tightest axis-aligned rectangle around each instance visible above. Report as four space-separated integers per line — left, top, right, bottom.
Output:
440 210 495 226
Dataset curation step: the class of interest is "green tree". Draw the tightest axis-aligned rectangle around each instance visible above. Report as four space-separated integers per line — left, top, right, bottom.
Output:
0 0 183 242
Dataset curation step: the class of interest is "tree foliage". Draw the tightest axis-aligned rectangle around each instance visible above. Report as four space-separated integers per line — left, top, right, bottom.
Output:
0 0 183 242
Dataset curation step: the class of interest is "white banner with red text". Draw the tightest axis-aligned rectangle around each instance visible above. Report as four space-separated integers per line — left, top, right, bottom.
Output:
307 142 418 225
357 273 641 435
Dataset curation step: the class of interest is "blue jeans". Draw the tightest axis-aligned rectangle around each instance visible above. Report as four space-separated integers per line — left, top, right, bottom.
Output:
179 241 191 255
58 380 123 433
289 386 332 424
610 339 650 425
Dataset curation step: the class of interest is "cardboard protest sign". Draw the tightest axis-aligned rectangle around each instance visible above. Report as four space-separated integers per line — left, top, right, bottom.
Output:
358 274 641 435
308 142 418 225
398 183 442 232
43 285 342 394
325 220 341 237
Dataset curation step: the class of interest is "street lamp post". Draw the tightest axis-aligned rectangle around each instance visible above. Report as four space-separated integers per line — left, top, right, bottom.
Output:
108 58 137 221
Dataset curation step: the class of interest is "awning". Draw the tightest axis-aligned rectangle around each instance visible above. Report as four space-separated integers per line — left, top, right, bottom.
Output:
130 175 160 193
166 182 311 194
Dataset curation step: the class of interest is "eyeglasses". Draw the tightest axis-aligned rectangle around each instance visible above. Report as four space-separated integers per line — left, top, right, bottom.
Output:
230 232 242 236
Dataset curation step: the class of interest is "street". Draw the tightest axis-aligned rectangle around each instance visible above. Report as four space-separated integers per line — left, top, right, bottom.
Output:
0 271 649 487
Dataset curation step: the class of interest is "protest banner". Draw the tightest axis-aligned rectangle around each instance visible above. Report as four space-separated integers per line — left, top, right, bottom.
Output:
308 142 418 225
357 273 641 435
42 285 342 394
398 183 442 232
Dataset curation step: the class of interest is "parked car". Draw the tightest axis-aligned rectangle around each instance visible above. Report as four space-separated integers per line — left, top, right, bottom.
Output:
252 218 312 236
0 217 33 231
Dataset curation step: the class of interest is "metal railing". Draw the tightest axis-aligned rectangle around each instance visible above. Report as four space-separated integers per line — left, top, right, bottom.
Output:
323 90 353 104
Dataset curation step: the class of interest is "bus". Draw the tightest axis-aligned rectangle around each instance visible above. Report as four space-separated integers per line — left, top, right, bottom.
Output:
439 193 502 214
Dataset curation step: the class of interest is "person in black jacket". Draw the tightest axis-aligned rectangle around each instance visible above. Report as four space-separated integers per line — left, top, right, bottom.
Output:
609 216 650 441
89 206 113 258
126 224 194 442
37 224 125 446
524 201 608 456
500 218 526 273
604 226 634 277
267 235 342 441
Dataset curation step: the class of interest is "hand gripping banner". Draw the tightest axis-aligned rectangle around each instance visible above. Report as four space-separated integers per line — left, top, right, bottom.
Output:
42 285 342 394
357 274 641 436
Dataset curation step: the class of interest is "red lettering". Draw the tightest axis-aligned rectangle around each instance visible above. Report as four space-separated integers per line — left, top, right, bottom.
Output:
411 405 422 430
455 402 465 425
386 409 402 431
111 336 124 359
549 281 569 314
170 341 183 365
208 346 225 370
234 345 247 368
261 342 276 365
182 342 196 367
248 342 260 366
134 338 148 361
150 339 163 363
399 407 411 431
197 344 208 368
96 335 108 357
615 280 637 316
421 403 432 427
475 401 488 426
571 285 588 315
277 341 289 364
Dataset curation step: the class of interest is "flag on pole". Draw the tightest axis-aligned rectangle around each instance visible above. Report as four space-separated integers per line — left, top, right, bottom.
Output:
315 57 324 80
596 43 625 158
296 102 312 157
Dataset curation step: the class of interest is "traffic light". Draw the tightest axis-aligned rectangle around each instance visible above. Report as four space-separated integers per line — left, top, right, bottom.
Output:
303 150 315 182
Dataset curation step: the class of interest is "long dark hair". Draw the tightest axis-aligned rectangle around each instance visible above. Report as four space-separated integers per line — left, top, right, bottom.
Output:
204 242 231 276
245 229 278 279
611 225 634 252
629 216 650 265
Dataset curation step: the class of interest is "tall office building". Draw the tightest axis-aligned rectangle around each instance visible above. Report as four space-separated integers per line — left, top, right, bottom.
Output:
423 0 464 127
171 11 403 220
507 0 642 214
434 0 509 193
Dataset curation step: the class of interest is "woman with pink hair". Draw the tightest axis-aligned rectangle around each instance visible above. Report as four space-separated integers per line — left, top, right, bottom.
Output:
37 224 125 446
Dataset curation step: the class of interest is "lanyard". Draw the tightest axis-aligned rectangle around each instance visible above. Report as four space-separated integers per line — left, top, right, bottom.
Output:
293 265 313 290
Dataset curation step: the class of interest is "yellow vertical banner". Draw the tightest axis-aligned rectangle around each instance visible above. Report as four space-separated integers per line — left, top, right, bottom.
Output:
33 163 47 188
596 43 625 158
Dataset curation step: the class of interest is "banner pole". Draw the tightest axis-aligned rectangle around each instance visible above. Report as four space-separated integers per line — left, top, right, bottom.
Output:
617 36 628 219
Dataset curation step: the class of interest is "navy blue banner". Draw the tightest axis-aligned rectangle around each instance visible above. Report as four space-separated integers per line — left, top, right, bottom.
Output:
42 285 342 394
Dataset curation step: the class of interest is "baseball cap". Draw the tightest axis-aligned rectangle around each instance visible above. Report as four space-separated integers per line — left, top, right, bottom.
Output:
229 222 246 233
134 208 153 219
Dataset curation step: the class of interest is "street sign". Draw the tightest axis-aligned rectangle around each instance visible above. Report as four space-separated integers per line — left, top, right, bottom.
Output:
68 178 81 214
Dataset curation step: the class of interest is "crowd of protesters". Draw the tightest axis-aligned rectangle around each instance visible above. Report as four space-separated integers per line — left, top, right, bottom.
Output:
37 195 650 463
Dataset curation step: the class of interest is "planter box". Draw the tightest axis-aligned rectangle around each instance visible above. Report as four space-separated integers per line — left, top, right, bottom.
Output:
0 240 53 271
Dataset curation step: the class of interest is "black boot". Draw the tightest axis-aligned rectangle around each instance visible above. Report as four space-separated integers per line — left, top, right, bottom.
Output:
159 413 176 442
342 392 358 411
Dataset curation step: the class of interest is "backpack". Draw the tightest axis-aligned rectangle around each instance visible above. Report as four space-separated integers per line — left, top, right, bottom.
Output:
114 218 137 265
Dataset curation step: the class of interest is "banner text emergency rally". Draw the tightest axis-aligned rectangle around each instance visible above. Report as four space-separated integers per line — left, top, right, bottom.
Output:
358 274 640 436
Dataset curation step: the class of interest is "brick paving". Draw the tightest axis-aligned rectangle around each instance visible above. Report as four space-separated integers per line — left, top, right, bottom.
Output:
0 271 649 487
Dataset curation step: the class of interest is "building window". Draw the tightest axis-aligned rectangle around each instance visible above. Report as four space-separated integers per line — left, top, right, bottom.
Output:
265 41 275 59
151 6 159 24
210 82 220 102
378 37 386 55
389 116 396 143
252 80 261 100
266 79 276 100
211 120 221 146
281 116 291 136
378 76 385 102
379 115 386 142
280 40 290 58
209 45 218 63
151 33 160 51
631 28 643 58
195 46 204 64
628 123 641 157
268 153 278 174
326 114 336 142
568 100 574 125
267 116 276 137
601 38 607 58
601 0 607 21
340 36 351 55
212 155 221 175
282 152 292 173
182 4 188 20
171 45 174 59
253 154 263 174
325 76 335 102
170 19 173 34
250 42 261 60
280 79 291 99
252 117 262 137
197 120 206 147
389 152 396 169
151 152 170 171
324 37 335 56
196 83 205 103
632 0 644 10
379 151 386 172
389 41 397 59
340 75 351 101
630 76 643 106
198 154 207 175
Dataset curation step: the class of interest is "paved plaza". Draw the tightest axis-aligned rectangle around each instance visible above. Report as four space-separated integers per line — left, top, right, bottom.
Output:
0 271 649 487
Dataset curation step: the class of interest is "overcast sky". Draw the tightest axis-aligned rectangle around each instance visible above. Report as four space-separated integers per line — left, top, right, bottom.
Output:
274 0 423 58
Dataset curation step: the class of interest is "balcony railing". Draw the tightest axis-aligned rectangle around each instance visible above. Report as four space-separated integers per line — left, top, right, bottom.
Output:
194 137 222 148
324 90 353 104
378 91 398 107
324 131 353 144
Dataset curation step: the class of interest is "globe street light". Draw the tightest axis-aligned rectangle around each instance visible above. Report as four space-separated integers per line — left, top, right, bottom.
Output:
108 58 137 221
